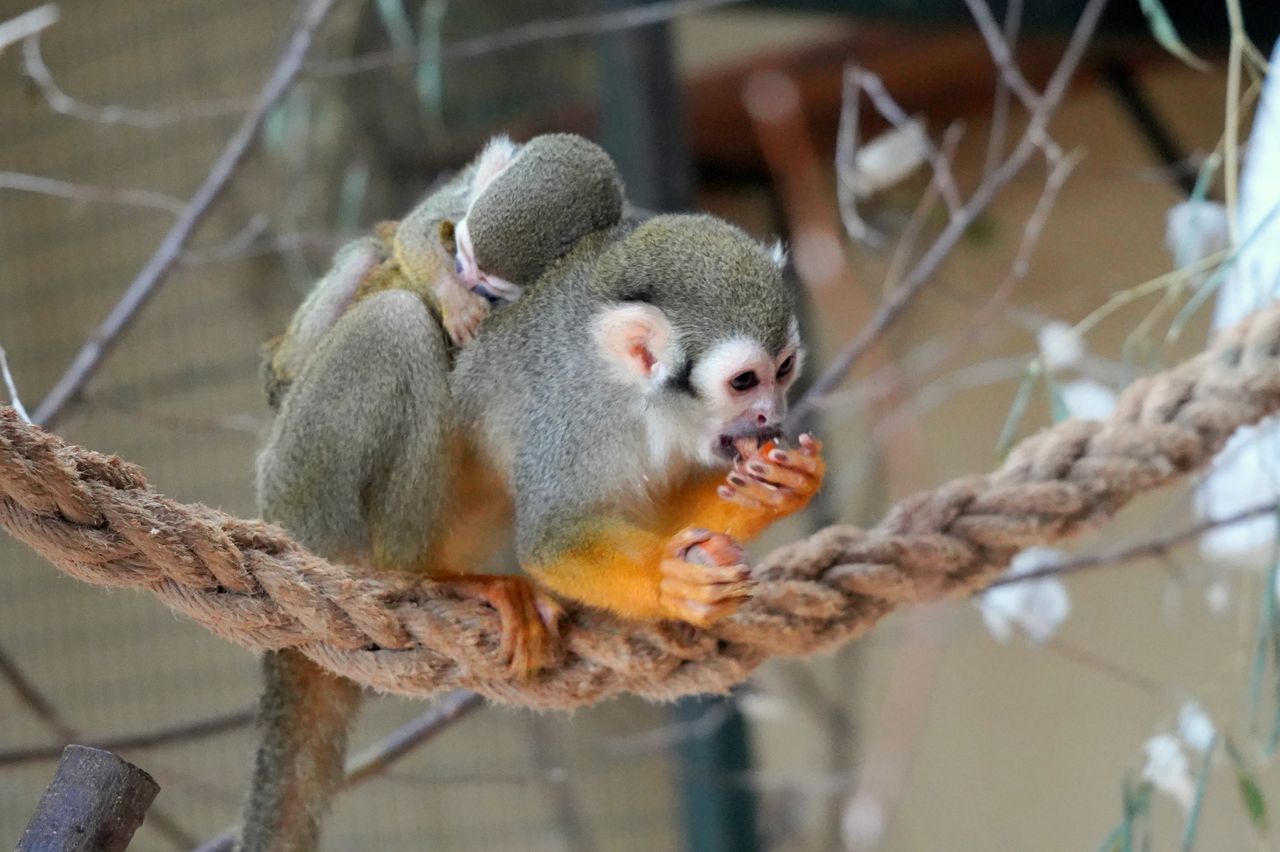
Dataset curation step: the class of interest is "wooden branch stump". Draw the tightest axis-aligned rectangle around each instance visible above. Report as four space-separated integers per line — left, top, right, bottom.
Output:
17 746 159 852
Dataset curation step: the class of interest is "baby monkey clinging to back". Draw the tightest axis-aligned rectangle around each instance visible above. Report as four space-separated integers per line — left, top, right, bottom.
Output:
243 133 824 852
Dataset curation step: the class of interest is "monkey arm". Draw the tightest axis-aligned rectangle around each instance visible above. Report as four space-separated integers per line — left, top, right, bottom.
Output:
657 437 827 542
524 519 751 627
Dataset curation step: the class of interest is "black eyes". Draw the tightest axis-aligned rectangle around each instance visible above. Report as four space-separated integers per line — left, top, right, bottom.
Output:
777 355 795 379
730 371 759 392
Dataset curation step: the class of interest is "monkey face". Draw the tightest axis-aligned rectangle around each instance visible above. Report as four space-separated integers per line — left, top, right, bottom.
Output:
690 332 804 462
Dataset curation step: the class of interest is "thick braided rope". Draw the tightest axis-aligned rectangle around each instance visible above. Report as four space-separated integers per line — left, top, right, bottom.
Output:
4 302 1280 708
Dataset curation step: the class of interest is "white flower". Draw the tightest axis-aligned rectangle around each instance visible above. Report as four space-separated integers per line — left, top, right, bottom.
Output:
1142 734 1194 812
1037 321 1085 371
847 118 928 200
1178 702 1216 754
1060 379 1117 421
1165 200 1229 271
1197 38 1280 558
1196 428 1280 569
978 547 1071 645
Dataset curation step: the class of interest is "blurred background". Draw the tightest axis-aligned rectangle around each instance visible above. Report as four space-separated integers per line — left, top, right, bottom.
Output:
3 0 1280 849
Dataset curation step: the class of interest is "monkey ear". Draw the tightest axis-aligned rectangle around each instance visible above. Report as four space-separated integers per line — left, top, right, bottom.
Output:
764 239 788 270
592 303 678 389
467 135 520 205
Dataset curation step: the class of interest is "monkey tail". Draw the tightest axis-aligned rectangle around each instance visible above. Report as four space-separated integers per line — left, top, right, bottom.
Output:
236 649 362 852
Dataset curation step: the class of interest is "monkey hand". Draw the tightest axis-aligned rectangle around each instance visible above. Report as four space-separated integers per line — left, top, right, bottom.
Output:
718 433 825 520
436 276 490 346
658 528 753 627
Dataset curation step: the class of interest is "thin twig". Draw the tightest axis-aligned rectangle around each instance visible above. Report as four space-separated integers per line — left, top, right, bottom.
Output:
0 345 30 424
851 69 965 216
981 0 1025 177
21 35 252 128
0 706 254 766
0 4 58 54
0 171 185 214
31 0 338 428
194 689 485 852
526 715 597 852
307 0 745 77
789 0 1110 429
988 502 1280 588
0 643 76 741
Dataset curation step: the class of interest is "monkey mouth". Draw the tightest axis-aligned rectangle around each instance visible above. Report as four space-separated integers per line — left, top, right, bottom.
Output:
715 427 782 461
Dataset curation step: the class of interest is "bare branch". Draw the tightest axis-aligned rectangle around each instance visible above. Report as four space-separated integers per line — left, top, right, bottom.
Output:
849 68 964 216
0 344 30 424
194 689 485 852
21 35 251 128
0 707 253 766
963 0 1040 112
343 690 483 785
980 0 1025 177
987 502 1280 588
0 4 58 54
307 0 746 77
31 0 338 428
0 643 76 741
789 0 1110 428
0 171 184 214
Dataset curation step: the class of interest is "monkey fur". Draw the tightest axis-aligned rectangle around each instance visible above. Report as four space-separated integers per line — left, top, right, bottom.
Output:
241 133 626 852
240 135 822 852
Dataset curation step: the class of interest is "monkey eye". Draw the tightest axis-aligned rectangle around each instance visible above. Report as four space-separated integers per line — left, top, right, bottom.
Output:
776 354 795 379
729 370 759 392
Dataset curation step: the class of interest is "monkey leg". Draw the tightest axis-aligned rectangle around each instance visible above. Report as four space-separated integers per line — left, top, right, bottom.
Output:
433 574 563 677
258 289 454 572
236 649 362 852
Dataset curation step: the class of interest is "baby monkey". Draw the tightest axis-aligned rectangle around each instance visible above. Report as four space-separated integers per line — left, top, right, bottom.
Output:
261 132 624 406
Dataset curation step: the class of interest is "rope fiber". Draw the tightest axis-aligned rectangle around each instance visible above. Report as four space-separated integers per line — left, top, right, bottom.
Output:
4 302 1280 708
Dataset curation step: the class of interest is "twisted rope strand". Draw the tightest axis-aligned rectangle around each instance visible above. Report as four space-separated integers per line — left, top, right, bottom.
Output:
4 302 1280 708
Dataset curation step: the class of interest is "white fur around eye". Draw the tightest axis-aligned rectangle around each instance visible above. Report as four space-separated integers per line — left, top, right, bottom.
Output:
691 338 770 401
592 303 678 389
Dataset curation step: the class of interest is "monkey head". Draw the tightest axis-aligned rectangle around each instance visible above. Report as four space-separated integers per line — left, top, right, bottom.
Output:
589 214 801 466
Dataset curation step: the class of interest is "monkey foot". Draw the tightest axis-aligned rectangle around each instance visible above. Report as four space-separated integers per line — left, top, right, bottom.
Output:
440 575 563 677
718 433 825 518
659 529 753 627
436 275 490 346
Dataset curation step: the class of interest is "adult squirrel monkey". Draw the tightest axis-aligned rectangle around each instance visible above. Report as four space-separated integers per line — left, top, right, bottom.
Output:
240 134 823 851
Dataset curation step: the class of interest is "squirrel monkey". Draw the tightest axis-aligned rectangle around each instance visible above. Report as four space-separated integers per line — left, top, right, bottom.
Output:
240 137 822 851
241 134 624 852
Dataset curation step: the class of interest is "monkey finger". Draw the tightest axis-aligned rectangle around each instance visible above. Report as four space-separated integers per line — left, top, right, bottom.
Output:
717 484 767 510
798 433 823 455
684 532 746 567
765 447 822 478
726 474 792 508
666 527 715 558
661 576 752 606
663 596 747 627
742 460 811 492
661 556 749 585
